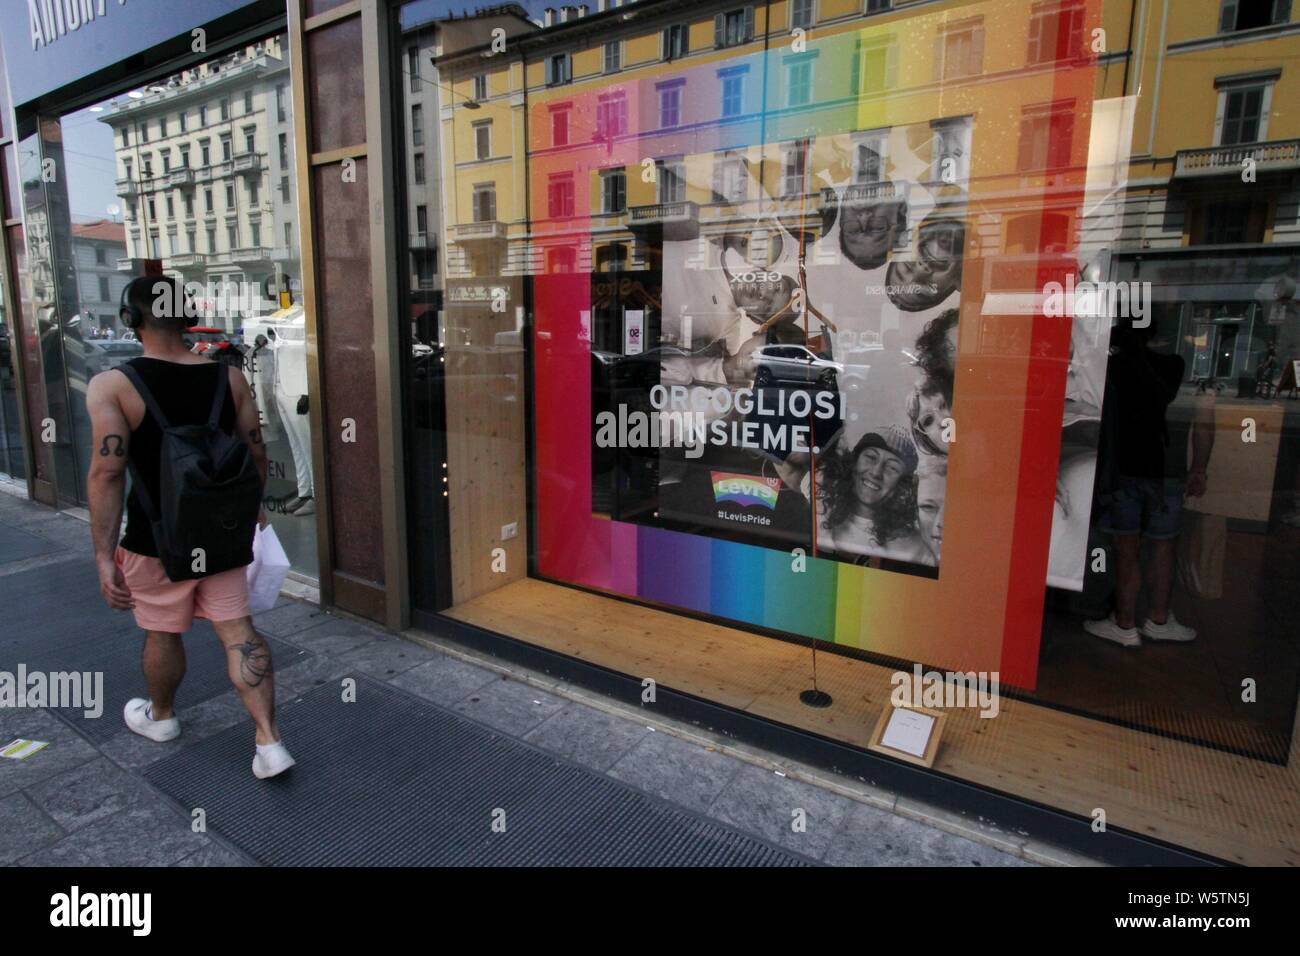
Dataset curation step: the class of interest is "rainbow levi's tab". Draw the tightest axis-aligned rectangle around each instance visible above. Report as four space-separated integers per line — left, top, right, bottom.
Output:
711 473 781 510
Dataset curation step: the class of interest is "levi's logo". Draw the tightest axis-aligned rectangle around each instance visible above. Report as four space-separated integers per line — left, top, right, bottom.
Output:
711 472 780 510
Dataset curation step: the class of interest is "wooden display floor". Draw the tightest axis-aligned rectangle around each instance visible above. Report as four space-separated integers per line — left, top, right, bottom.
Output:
447 577 1300 865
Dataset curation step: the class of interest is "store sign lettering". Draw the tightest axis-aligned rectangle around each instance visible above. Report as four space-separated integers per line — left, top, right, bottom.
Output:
593 278 649 299
27 0 122 52
449 286 508 303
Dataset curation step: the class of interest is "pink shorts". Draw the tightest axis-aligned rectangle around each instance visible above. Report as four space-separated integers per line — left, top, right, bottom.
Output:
115 546 251 633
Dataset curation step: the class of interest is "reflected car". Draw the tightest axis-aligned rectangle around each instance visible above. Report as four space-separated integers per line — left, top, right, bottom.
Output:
84 339 144 375
753 344 843 388
185 327 246 366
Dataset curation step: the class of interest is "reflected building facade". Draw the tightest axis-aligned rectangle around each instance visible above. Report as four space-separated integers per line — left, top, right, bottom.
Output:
103 37 298 332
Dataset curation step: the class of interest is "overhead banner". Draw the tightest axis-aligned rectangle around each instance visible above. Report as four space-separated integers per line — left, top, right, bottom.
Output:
0 0 266 106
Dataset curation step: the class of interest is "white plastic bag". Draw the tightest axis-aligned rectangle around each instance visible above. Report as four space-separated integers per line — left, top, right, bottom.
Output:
246 524 291 611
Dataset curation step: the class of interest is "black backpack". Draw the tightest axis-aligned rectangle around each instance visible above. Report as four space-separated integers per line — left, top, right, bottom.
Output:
120 363 262 581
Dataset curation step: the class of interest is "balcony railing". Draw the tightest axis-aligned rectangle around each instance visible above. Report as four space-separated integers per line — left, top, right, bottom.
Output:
231 246 271 263
115 178 139 197
167 253 207 268
233 152 263 174
629 200 697 224
409 232 435 251
167 169 194 187
1174 139 1300 179
819 180 910 206
628 200 699 241
116 257 134 271
451 221 505 242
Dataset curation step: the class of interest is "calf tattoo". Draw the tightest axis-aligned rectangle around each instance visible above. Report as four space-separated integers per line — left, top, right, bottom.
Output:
100 434 125 456
231 637 273 687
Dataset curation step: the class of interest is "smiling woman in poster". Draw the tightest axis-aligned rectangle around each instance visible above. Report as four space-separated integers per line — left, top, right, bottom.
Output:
797 425 932 565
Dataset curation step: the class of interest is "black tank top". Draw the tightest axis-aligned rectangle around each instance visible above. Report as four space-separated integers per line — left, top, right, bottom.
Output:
120 358 238 556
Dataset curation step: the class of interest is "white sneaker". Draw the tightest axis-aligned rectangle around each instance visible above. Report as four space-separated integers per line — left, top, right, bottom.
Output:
253 740 296 779
123 698 181 742
1083 615 1141 648
1141 613 1197 642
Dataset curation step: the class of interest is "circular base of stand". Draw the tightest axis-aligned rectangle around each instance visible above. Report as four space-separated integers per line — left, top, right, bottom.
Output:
799 689 833 708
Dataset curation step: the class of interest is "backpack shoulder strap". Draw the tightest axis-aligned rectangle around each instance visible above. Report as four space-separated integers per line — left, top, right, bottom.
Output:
208 364 231 429
115 364 162 522
118 362 171 431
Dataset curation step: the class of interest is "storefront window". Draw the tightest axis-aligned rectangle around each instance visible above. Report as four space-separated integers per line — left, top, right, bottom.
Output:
399 0 1300 864
15 34 317 580
0 264 25 482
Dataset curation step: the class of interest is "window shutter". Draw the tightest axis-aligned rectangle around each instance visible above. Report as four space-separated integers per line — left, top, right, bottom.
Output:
849 44 861 94
970 25 985 75
715 13 724 48
662 28 671 60
1052 111 1075 169
681 26 689 56
744 6 755 40
545 56 553 86
712 159 724 202
1277 0 1292 25
1219 1 1237 32
489 190 497 221
885 45 898 89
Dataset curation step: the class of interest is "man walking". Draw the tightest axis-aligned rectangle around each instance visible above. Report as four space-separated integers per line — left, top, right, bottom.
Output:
86 276 294 778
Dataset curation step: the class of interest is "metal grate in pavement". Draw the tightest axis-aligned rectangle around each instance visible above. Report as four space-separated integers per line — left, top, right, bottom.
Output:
0 560 309 743
144 675 813 867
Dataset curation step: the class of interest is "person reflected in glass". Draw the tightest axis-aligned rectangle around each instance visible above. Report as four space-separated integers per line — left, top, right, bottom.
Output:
1085 319 1214 647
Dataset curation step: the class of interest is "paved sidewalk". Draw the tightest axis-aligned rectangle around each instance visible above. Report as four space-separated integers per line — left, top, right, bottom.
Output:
0 488 1048 866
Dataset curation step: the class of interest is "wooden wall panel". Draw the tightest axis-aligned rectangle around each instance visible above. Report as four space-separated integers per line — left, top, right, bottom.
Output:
445 294 528 605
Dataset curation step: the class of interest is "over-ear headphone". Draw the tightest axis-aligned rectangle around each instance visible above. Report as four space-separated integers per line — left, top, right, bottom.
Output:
120 276 199 330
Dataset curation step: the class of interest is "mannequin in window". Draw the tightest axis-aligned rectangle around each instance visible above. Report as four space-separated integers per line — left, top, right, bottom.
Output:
267 311 314 515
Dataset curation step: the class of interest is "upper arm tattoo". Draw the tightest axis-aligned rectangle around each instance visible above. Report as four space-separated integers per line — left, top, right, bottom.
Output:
99 435 126 457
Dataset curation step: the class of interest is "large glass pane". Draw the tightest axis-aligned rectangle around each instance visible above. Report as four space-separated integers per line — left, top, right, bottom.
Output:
44 34 317 577
397 0 1300 865
0 242 25 481
18 121 80 503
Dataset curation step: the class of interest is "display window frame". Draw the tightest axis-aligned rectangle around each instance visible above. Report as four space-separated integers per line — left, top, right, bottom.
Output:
395 0 1300 867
